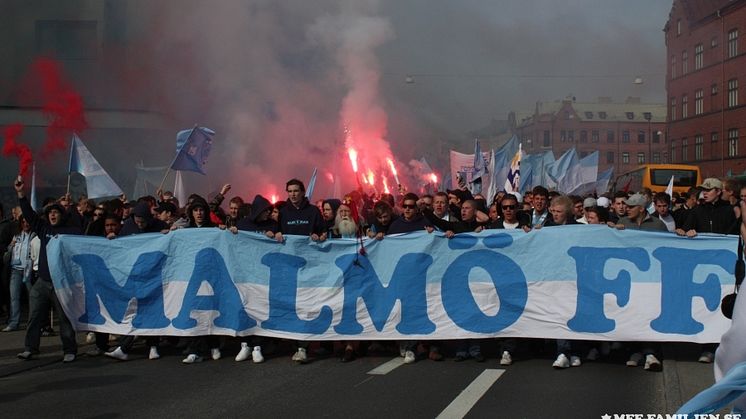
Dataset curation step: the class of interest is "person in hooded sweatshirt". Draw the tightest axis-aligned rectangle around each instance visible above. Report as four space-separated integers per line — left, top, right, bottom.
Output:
119 202 168 236
181 197 225 364
230 194 278 363
14 176 82 362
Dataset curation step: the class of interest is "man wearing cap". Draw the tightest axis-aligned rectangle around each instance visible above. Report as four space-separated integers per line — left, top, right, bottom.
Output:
577 197 597 224
13 176 82 362
613 193 668 232
676 178 738 238
675 178 738 364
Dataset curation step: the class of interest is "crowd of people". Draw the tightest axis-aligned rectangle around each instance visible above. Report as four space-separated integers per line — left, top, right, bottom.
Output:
0 173 743 372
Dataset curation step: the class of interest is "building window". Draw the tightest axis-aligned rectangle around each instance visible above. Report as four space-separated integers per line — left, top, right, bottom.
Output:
564 111 571 120
626 112 634 120
682 94 688 118
677 19 681 36
599 111 607 119
606 151 614 164
568 130 574 142
695 44 703 70
670 97 677 121
580 130 588 143
584 112 593 119
671 140 676 163
712 83 718 95
622 152 629 164
638 130 645 143
712 36 718 48
695 89 704 115
728 29 738 59
560 130 566 142
653 151 661 163
653 131 661 143
682 50 688 75
591 130 599 143
671 55 677 79
543 130 550 147
695 135 703 161
637 152 645 164
728 78 738 107
729 129 739 157
682 138 688 162
712 132 719 143
607 130 614 143
622 131 630 143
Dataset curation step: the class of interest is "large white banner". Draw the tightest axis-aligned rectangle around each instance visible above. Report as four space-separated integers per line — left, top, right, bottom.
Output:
48 226 738 342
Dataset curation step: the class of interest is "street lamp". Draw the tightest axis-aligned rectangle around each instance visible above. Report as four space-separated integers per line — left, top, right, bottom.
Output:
643 112 652 163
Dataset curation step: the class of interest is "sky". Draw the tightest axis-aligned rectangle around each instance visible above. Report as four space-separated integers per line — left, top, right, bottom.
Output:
3 0 675 197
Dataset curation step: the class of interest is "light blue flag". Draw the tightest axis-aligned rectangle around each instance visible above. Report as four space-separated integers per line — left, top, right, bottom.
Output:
594 167 614 196
562 151 599 194
441 172 452 192
306 167 318 200
171 126 214 175
544 148 578 190
472 139 488 181
30 162 38 211
68 134 124 199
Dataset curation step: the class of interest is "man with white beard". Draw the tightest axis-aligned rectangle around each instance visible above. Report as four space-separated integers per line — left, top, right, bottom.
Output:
332 203 358 238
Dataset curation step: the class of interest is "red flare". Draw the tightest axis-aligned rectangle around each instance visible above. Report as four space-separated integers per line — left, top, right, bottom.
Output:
2 124 33 177
348 148 359 173
33 58 88 158
430 173 438 184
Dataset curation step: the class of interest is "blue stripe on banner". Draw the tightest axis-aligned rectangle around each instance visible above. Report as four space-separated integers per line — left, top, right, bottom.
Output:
47 226 737 342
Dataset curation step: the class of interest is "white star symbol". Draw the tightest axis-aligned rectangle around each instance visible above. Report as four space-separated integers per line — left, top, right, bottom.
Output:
601 415 611 419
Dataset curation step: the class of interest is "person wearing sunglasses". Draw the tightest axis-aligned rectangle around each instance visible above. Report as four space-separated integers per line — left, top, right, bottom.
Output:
488 194 530 232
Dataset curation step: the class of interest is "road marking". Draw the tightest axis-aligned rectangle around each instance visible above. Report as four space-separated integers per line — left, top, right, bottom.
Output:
366 357 405 375
435 369 505 419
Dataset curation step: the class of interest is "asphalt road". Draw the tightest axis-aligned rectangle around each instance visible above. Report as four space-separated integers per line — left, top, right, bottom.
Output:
0 338 718 419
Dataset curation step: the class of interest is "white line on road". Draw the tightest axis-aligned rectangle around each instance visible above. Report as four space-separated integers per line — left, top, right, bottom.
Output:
366 357 405 375
435 369 505 419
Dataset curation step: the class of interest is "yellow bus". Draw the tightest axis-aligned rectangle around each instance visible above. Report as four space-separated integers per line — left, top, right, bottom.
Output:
612 164 701 195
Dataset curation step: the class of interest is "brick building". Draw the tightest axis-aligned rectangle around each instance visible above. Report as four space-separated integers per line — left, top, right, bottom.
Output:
514 97 667 175
665 0 746 177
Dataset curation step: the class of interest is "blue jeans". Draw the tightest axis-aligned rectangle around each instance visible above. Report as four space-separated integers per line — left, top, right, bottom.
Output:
8 269 31 329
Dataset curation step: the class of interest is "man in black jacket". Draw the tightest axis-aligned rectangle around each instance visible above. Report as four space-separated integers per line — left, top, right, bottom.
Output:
14 176 82 362
676 178 738 238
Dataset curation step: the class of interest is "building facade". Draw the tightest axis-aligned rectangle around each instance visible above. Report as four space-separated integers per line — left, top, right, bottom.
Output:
514 97 667 175
665 0 746 177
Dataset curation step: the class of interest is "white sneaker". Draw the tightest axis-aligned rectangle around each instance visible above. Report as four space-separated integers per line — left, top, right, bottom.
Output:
85 332 95 344
211 348 222 361
62 353 76 363
182 354 202 364
292 348 308 364
552 354 569 369
235 343 251 362
586 348 600 361
644 354 662 371
105 347 129 361
626 352 643 367
148 346 160 360
403 350 416 364
500 351 512 366
399 344 407 358
252 346 264 364
570 355 582 367
698 351 714 363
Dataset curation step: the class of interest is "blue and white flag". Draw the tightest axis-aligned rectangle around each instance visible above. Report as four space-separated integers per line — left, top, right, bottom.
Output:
68 134 124 199
30 162 38 211
564 151 599 194
544 148 578 190
595 167 614 196
48 227 737 342
171 126 214 175
504 143 522 193
306 167 318 200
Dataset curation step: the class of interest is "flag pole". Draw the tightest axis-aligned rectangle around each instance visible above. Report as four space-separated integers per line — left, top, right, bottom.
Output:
67 134 75 196
159 124 198 192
